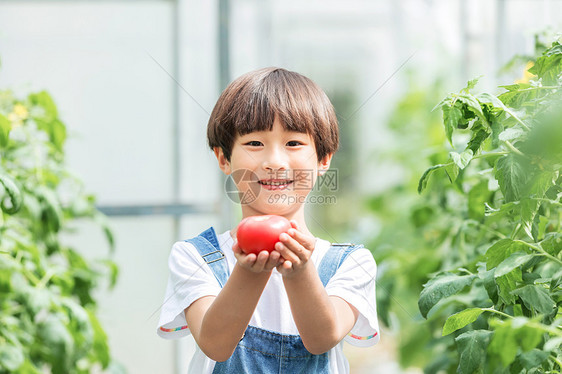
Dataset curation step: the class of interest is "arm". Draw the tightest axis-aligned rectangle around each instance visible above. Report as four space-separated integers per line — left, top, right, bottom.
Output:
185 243 282 362
275 224 359 354
283 264 359 354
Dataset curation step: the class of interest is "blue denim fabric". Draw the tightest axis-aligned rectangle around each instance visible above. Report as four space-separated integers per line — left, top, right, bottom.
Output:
213 325 329 374
185 227 361 374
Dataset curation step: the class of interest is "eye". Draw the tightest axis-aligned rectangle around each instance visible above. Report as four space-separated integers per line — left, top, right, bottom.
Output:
286 141 303 147
244 141 263 146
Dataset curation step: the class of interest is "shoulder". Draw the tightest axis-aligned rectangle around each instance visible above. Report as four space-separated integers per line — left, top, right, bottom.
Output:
168 229 234 265
167 240 203 270
332 244 377 278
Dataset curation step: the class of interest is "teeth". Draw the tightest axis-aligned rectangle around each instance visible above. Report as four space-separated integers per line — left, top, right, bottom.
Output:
260 181 292 185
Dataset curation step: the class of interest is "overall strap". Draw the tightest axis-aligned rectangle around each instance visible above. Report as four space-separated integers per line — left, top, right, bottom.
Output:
318 243 363 287
185 227 230 288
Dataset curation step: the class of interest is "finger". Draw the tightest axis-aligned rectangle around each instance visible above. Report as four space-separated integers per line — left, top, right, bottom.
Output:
278 232 307 260
232 243 248 262
240 253 257 266
253 250 270 270
274 241 300 264
232 241 243 255
285 229 316 252
264 250 281 270
276 260 292 275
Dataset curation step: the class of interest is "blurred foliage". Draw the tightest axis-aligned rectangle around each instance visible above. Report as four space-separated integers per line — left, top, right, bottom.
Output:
364 36 562 373
310 88 361 240
361 75 450 368
0 83 119 372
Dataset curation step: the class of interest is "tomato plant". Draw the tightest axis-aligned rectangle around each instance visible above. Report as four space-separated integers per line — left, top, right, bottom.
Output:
236 215 291 254
0 83 117 372
415 38 562 373
363 34 561 373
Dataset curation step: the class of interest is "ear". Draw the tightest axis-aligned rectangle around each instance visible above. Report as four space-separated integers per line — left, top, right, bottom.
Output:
213 147 232 175
317 153 333 176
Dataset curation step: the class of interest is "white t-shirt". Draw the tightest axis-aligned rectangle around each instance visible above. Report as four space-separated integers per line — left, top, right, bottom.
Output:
157 229 380 374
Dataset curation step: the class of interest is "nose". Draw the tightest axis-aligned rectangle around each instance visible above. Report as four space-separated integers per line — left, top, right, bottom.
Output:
262 146 289 176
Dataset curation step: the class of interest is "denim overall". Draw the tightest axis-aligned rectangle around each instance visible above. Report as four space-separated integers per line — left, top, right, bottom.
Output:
186 227 362 374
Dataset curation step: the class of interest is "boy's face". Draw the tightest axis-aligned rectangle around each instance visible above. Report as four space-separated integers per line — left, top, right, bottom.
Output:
214 117 333 218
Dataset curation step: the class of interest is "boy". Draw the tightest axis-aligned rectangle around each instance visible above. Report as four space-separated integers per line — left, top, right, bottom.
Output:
157 67 379 373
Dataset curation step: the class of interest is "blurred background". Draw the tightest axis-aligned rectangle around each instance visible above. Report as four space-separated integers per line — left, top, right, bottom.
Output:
0 1 560 373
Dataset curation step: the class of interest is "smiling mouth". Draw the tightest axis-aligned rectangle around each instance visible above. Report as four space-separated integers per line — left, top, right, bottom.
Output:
258 179 294 186
258 179 294 190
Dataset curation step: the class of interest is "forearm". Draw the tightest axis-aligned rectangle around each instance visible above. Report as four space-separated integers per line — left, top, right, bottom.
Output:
283 264 350 354
198 264 270 361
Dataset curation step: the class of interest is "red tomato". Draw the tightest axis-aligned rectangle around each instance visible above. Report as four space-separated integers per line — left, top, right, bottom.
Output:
236 215 291 255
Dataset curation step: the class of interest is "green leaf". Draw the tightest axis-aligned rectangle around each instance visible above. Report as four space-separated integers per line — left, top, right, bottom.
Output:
511 285 556 315
487 319 518 367
529 41 562 85
490 120 504 148
498 83 536 108
418 273 476 318
88 310 110 368
28 91 67 152
496 268 522 305
36 186 63 233
449 149 473 169
442 308 485 336
485 239 527 270
418 164 448 193
544 336 562 352
0 113 11 147
468 181 490 220
454 330 492 374
516 349 549 370
498 127 526 142
37 314 74 369
0 173 23 214
444 163 460 183
94 212 115 253
477 92 504 108
494 154 527 203
489 317 543 367
462 76 482 92
466 125 490 154
480 268 499 304
520 171 556 238
442 104 462 144
100 259 119 289
0 344 24 371
541 233 562 256
494 252 535 278
457 94 485 120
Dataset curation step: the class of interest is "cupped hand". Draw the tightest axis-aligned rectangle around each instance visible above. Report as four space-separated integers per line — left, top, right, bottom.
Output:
233 240 285 273
274 220 317 277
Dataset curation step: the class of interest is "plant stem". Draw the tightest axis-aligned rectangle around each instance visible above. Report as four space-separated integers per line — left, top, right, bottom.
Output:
482 308 562 337
510 223 522 239
503 140 525 156
503 107 531 131
514 240 562 266
550 354 562 372
472 151 508 160
37 269 54 289
532 198 562 208
482 307 513 319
